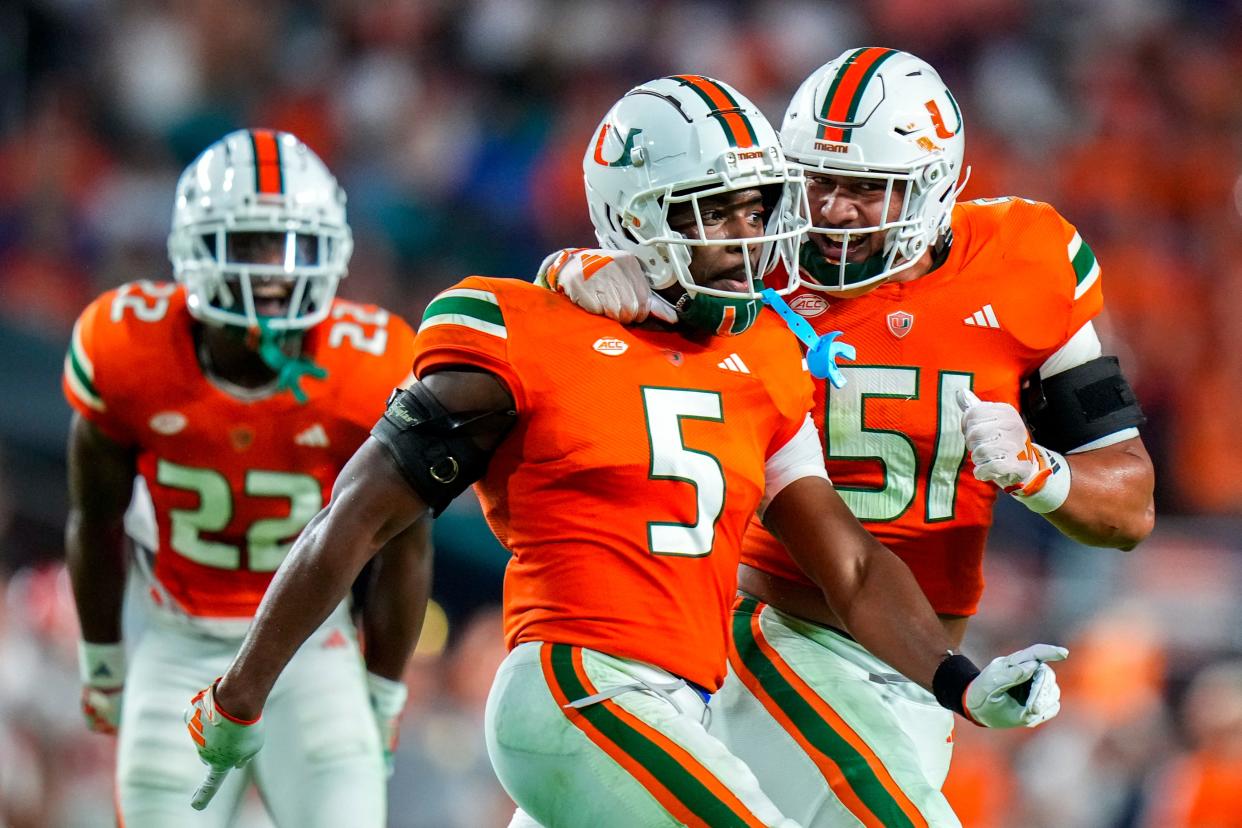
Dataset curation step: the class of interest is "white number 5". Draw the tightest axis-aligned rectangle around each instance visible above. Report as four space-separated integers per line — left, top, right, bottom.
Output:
642 387 725 557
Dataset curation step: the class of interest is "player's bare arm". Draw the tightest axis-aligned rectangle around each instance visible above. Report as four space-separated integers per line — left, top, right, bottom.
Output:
1047 436 1155 549
214 369 514 721
66 413 137 735
66 413 137 644
762 476 954 690
762 475 1066 728
361 514 434 682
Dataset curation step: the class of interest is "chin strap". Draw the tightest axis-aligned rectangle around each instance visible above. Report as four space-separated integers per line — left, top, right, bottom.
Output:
798 239 890 289
253 320 327 404
760 288 856 388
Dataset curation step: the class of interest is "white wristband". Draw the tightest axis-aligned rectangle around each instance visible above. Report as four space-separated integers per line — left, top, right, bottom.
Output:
1012 446 1071 514
366 672 408 719
78 641 126 689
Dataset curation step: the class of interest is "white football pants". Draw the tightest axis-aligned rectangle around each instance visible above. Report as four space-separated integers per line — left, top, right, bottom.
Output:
115 599 385 827
710 597 960 828
486 641 800 828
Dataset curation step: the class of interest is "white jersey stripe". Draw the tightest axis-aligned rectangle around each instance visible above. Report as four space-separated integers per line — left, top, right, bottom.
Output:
419 314 508 339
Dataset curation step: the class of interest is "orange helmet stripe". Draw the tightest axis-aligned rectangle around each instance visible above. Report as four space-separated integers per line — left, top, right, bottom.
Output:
818 48 898 142
671 75 759 149
250 129 284 194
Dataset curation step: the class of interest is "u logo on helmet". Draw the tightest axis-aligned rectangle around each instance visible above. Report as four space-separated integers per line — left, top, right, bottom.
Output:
592 125 644 168
924 99 961 139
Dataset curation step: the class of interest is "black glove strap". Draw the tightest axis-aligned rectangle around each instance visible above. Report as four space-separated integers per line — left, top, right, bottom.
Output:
932 653 981 716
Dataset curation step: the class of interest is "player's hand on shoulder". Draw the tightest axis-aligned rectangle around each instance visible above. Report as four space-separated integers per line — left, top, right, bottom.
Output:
536 248 676 324
366 671 408 777
965 644 1068 728
78 641 125 734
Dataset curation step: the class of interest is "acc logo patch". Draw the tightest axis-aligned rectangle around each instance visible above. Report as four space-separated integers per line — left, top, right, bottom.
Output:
149 411 187 435
593 338 628 356
790 294 829 318
887 310 914 338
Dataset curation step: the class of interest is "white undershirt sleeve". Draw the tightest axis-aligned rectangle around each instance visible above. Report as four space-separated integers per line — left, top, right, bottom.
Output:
758 415 829 518
1036 321 1139 452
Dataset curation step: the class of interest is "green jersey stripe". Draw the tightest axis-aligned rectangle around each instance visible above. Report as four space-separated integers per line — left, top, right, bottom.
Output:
71 318 95 378
64 352 105 411
731 599 919 828
1068 232 1101 299
418 313 507 340
68 333 100 400
421 295 503 327
548 645 756 827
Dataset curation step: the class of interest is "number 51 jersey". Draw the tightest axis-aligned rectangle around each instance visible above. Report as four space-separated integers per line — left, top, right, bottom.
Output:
745 198 1105 616
63 281 415 619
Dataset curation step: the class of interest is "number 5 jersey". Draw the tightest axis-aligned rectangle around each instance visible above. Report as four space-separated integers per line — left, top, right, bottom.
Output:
411 276 818 692
63 281 415 619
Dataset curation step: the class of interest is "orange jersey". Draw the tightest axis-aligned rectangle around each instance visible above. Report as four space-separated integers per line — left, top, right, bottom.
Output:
745 198 1105 614
63 281 415 617
412 277 812 691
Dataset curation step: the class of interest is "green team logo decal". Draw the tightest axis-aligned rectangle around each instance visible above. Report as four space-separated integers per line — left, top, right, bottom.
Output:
592 125 644 168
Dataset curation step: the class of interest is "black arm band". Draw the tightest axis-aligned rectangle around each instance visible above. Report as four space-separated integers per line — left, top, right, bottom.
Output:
370 383 516 517
1021 355 1146 453
932 654 981 716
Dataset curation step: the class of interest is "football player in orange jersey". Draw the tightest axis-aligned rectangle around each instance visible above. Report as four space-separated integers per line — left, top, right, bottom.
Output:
63 129 427 827
182 78 1068 828
544 49 1155 826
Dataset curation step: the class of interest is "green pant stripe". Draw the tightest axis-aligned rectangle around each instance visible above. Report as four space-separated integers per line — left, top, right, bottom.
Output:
420 295 504 328
731 599 918 828
548 645 753 828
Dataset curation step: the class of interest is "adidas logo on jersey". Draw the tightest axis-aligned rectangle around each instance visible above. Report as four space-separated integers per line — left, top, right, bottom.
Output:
718 353 751 374
294 423 330 447
963 304 1002 329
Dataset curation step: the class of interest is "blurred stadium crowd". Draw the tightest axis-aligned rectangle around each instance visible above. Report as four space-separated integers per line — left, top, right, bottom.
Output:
1 0 1241 826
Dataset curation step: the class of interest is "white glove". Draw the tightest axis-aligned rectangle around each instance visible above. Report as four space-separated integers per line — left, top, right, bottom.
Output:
185 681 265 810
965 644 1068 728
78 641 125 735
366 671 408 778
536 248 678 325
956 388 1070 513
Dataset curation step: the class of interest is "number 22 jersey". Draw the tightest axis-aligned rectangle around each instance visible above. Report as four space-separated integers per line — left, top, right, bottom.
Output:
63 281 415 619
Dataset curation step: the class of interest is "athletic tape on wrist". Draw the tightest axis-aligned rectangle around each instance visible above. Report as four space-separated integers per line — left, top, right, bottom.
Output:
1013 446 1071 514
366 672 409 719
78 641 126 689
932 653 981 718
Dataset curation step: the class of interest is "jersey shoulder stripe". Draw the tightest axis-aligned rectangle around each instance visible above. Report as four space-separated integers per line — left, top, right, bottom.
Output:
1067 231 1100 299
65 315 104 412
419 287 506 339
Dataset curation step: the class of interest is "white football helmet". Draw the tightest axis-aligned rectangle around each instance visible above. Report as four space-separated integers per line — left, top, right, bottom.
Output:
167 129 353 331
782 48 968 293
583 75 809 335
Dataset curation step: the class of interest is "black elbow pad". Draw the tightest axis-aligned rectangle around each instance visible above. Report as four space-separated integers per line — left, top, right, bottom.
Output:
370 383 516 516
1021 356 1146 453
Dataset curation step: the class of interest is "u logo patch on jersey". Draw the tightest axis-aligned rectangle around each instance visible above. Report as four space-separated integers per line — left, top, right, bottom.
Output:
887 311 914 338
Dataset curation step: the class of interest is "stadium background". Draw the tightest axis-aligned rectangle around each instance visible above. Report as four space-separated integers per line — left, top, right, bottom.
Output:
1 0 1240 825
